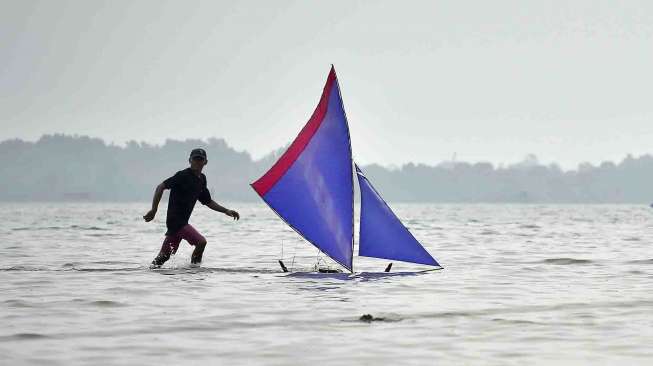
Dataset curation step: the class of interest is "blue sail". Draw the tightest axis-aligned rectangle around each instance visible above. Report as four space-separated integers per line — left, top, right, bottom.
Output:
356 164 441 267
251 67 354 271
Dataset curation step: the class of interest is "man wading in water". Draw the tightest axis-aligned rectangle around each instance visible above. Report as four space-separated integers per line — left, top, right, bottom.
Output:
143 148 240 268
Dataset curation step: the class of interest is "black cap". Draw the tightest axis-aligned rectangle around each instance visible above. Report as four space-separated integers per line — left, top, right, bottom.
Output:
190 148 207 159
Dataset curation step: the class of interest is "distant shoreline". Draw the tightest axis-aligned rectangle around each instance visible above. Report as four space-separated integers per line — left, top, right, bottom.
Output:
1 134 652 204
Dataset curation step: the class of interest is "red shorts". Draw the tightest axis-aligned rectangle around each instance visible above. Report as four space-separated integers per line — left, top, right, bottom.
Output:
160 224 206 254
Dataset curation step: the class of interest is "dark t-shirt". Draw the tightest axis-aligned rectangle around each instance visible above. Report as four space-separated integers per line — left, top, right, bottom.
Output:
163 168 212 235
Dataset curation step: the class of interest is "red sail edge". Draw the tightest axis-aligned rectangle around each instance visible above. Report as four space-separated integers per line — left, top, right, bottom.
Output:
251 66 337 196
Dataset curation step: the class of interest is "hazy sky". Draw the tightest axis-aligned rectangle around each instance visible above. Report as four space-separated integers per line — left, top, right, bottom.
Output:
1 0 651 169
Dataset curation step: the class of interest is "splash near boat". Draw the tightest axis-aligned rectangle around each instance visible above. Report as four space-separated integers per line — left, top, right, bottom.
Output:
251 66 441 272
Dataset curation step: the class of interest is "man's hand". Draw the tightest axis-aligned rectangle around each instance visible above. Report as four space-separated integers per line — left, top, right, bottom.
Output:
226 209 240 221
146 183 165 223
143 209 157 222
207 200 239 220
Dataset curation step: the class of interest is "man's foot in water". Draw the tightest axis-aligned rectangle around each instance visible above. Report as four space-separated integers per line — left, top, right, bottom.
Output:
149 252 171 269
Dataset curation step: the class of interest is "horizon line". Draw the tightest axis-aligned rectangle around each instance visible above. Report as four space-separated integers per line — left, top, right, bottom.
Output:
2 132 651 172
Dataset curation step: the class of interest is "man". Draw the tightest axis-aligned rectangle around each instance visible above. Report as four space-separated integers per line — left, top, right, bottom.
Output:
143 148 240 268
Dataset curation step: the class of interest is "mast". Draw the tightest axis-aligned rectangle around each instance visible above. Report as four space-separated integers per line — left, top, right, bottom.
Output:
332 67 355 273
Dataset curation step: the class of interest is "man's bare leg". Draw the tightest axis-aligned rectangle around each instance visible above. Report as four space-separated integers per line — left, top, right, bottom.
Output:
190 240 207 264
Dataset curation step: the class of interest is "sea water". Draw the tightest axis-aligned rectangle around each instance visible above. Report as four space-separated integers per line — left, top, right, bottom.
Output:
1 203 652 365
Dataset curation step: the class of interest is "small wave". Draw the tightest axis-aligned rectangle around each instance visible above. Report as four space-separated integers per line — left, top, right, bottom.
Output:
570 217 593 223
491 318 542 325
541 258 593 265
86 233 120 237
3 265 150 273
62 260 138 270
5 265 280 274
3 299 34 308
519 224 541 229
623 237 641 242
626 259 653 265
71 267 143 272
9 333 49 340
416 300 653 320
480 230 499 235
11 226 64 231
428 310 475 318
150 266 281 274
89 300 127 307
0 265 43 271
12 225 110 232
92 260 136 265
626 270 646 275
70 225 108 231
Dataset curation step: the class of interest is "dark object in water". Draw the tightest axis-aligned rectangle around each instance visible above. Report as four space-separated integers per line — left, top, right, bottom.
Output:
384 263 393 272
360 314 385 322
278 260 288 272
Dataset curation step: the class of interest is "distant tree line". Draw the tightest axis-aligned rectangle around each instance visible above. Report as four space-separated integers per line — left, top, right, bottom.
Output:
0 134 651 203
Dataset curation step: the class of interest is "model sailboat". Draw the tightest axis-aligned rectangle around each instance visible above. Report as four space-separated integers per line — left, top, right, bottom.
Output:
251 66 441 272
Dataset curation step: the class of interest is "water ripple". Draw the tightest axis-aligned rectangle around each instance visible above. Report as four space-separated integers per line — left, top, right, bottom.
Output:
540 258 594 265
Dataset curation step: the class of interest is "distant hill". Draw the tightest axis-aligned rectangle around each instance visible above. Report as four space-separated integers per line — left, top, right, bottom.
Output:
1 134 652 203
0 134 261 202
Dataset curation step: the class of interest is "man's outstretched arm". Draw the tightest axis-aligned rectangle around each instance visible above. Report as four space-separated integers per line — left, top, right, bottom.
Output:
206 200 240 220
143 183 166 222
